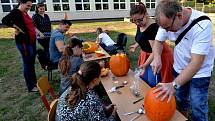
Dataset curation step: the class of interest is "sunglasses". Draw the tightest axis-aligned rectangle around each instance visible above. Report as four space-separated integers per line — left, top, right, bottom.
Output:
131 16 145 24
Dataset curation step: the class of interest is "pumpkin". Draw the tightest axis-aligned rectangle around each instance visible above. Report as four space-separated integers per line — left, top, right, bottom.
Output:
83 42 98 53
95 50 105 57
144 87 176 121
109 53 130 77
101 68 109 77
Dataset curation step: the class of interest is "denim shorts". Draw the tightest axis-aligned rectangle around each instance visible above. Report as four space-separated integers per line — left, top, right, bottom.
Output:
173 69 210 121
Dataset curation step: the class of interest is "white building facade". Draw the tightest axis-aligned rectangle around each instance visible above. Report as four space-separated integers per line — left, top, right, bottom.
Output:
0 0 159 22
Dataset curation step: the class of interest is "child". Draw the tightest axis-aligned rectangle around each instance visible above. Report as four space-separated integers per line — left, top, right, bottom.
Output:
58 38 84 94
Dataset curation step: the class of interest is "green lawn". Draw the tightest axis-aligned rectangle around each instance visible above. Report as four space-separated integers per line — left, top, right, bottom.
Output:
0 21 214 121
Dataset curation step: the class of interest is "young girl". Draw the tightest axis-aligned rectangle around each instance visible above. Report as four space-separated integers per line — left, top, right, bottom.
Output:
58 38 84 94
56 61 117 120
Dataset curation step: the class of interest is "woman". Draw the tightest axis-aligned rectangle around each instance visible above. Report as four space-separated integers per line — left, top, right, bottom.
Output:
129 2 174 87
56 61 117 120
58 38 84 95
32 2 51 59
1 0 38 92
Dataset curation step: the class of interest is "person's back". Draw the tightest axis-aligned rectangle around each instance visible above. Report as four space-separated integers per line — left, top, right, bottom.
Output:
49 28 65 63
99 32 115 46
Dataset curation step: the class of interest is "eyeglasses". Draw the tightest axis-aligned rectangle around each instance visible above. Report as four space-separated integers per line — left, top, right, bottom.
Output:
163 15 176 30
131 16 144 24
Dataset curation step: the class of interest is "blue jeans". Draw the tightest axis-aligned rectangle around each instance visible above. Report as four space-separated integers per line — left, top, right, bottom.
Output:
140 65 161 87
173 69 210 121
16 43 37 91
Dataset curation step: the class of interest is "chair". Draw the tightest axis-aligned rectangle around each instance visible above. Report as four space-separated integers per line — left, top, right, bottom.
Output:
48 99 58 121
37 76 57 111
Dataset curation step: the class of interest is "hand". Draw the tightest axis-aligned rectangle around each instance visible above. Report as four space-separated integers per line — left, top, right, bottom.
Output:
129 44 137 52
15 28 25 35
138 65 146 75
153 83 175 103
150 56 162 75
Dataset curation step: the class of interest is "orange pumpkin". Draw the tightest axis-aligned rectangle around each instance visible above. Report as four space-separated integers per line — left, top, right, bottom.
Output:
83 42 98 53
109 53 130 77
144 87 176 121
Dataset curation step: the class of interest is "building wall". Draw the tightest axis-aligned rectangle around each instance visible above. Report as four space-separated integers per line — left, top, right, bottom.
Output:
0 0 160 23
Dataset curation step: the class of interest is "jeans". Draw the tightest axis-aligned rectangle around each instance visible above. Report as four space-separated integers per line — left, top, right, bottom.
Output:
173 69 210 121
140 65 161 87
16 43 37 91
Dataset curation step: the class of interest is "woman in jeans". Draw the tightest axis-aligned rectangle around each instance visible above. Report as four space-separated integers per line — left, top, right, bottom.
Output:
1 0 38 92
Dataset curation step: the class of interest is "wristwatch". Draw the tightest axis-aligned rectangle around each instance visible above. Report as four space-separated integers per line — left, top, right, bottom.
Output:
172 80 180 89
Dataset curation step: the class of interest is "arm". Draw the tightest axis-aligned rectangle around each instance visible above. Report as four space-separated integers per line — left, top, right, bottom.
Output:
56 40 65 53
129 42 139 52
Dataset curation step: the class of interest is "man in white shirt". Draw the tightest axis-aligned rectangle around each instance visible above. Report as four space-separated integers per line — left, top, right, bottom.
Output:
96 28 118 54
151 1 214 121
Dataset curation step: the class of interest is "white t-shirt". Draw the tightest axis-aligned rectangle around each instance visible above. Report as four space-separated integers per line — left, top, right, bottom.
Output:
155 9 214 78
98 33 116 46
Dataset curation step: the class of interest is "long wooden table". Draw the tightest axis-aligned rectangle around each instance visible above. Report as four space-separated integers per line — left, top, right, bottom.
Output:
82 45 111 62
100 70 187 121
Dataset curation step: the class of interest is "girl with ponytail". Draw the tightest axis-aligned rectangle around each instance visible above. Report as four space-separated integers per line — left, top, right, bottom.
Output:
56 61 117 121
58 38 84 94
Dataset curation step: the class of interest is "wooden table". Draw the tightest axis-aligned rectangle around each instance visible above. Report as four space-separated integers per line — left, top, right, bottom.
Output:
100 70 188 121
82 46 111 62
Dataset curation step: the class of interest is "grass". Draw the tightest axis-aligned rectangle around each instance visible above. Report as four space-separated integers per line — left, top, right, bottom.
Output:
0 21 214 121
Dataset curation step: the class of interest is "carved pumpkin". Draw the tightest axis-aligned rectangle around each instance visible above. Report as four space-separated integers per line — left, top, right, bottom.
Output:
109 53 130 77
83 42 98 53
144 87 176 121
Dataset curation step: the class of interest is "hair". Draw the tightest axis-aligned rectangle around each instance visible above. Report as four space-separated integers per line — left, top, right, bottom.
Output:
58 38 83 77
96 27 103 34
35 2 45 14
155 0 182 25
65 61 101 108
17 0 33 7
60 19 72 26
130 2 147 16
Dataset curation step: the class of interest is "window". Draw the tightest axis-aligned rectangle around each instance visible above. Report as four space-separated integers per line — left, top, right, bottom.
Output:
130 0 141 8
113 0 126 10
145 0 155 9
75 0 90 11
1 0 46 12
95 0 109 10
53 0 70 11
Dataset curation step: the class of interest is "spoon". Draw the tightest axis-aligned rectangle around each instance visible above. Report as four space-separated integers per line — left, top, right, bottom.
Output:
122 108 144 116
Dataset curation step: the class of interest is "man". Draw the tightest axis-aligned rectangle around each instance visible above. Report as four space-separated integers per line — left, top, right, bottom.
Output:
151 1 214 121
49 19 71 68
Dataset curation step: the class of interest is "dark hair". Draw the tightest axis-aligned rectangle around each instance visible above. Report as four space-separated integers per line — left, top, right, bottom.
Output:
35 2 45 14
58 38 83 77
130 2 147 16
96 27 103 34
60 19 72 26
65 61 101 108
19 0 33 4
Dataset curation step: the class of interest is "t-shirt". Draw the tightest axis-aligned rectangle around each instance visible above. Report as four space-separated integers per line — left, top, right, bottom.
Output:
49 29 65 63
135 23 159 53
155 8 214 78
98 33 116 46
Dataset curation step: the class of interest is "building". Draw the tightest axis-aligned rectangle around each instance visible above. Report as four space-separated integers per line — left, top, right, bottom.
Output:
0 0 158 23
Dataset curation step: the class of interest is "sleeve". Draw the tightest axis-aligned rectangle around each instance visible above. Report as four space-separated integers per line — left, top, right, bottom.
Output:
155 27 168 41
88 101 115 121
32 14 38 27
1 9 16 27
191 20 213 55
98 33 103 39
147 24 159 40
54 33 64 42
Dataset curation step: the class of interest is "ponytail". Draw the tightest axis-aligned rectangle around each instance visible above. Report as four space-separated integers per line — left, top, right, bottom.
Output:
65 72 87 108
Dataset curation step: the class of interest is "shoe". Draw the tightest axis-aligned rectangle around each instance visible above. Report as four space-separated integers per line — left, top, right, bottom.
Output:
30 87 39 92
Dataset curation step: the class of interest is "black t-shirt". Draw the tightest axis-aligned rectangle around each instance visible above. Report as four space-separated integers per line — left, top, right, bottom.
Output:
135 23 159 53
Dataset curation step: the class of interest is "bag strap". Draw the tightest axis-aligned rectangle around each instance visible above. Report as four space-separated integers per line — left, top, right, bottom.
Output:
175 16 211 46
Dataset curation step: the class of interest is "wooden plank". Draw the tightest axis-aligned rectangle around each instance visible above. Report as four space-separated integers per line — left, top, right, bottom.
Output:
100 70 188 121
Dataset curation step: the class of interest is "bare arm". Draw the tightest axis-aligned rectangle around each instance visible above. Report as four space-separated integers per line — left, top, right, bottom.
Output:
129 42 139 52
56 40 65 52
150 40 164 74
